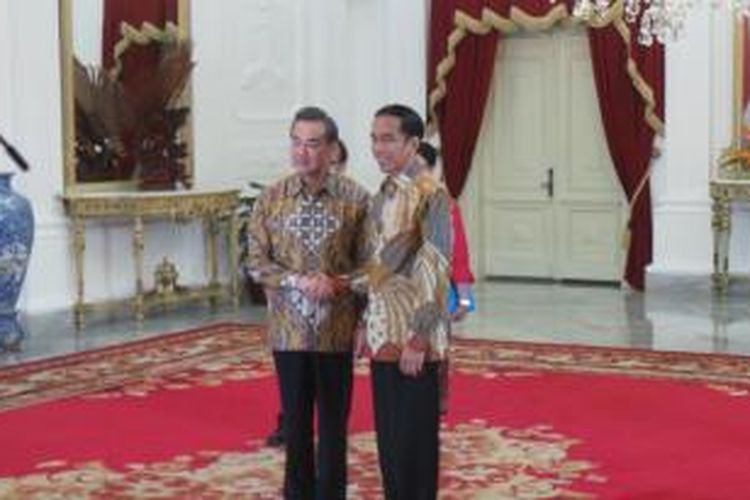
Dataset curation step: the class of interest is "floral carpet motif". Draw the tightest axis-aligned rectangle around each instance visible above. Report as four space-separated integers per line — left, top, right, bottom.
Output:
451 337 750 386
0 323 271 411
3 324 749 409
3 323 750 498
0 420 599 499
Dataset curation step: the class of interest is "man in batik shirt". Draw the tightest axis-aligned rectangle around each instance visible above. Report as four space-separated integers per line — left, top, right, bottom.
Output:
355 104 452 499
246 106 370 499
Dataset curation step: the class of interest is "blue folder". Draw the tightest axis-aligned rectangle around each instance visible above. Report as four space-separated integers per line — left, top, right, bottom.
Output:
448 283 476 314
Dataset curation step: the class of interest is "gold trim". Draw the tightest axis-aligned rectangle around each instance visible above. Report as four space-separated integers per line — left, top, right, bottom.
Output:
427 2 665 279
509 4 570 32
428 5 574 131
734 15 746 148
718 15 750 181
610 17 664 134
619 162 653 251
61 189 241 327
111 22 179 78
59 0 75 194
584 0 625 28
178 0 194 186
427 3 664 137
59 0 193 194
604 15 663 250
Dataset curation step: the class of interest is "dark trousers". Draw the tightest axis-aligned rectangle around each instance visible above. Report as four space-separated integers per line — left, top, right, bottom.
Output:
273 351 353 500
371 361 440 500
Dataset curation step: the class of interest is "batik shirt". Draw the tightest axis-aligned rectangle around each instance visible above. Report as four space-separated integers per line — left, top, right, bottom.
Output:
358 160 452 361
246 172 370 352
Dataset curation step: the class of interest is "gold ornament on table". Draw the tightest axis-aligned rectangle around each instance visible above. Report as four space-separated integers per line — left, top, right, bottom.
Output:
720 127 750 180
154 257 181 296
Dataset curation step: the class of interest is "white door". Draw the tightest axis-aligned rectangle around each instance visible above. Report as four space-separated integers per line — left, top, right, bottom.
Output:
473 29 625 282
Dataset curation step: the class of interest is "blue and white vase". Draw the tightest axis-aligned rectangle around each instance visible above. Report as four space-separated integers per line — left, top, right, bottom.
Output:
0 172 34 346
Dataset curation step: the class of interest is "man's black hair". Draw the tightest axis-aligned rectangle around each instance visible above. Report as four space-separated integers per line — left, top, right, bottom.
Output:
417 142 438 169
374 104 424 140
336 139 348 164
291 106 339 143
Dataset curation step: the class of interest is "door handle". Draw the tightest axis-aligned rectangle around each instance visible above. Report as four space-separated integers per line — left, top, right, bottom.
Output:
540 168 554 198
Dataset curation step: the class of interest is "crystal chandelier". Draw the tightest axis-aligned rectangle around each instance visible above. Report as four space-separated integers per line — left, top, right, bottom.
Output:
573 0 750 46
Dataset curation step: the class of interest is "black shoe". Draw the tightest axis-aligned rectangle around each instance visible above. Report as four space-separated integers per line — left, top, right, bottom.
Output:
265 413 285 447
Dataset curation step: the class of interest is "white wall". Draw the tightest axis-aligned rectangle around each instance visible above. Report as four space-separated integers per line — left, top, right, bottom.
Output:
3 0 737 316
0 0 426 315
1 1 70 313
191 0 424 192
652 5 750 277
72 0 103 66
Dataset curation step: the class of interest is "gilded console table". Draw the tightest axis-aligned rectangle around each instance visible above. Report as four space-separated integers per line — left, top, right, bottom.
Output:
710 179 750 292
61 188 241 327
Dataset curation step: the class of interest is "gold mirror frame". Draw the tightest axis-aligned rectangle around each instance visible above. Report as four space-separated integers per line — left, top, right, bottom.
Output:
734 15 749 149
59 0 193 194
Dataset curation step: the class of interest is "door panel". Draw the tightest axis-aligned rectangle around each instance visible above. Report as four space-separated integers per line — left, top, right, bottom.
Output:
476 29 625 282
560 35 622 202
556 203 623 280
480 35 556 278
486 37 556 203
555 32 624 279
484 204 554 277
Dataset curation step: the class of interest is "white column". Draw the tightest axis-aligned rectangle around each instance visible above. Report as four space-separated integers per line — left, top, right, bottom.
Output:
651 4 716 275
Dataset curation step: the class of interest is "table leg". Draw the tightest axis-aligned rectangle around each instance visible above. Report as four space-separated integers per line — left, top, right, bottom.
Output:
133 215 145 321
711 190 731 293
72 215 86 329
206 216 219 309
228 211 240 308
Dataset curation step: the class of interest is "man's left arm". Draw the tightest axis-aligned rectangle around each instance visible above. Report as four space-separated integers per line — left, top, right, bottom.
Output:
346 193 376 296
407 186 453 351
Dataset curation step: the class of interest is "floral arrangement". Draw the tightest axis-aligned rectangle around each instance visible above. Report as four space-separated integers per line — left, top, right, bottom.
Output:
73 41 194 188
73 62 126 181
719 128 750 179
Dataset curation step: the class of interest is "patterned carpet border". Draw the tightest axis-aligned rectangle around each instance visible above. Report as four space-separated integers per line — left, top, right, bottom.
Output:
2 324 750 412
452 337 750 385
0 323 269 412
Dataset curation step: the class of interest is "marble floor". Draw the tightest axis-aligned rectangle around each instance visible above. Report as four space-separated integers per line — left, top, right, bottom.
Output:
2 274 750 367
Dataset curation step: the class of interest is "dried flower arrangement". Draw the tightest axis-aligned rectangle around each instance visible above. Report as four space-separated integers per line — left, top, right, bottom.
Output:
73 41 194 189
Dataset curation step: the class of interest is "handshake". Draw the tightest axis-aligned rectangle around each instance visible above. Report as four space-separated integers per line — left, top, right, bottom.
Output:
297 272 349 300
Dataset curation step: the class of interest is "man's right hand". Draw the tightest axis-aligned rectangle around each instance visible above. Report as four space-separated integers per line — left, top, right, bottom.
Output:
353 323 367 359
399 343 426 377
298 273 348 300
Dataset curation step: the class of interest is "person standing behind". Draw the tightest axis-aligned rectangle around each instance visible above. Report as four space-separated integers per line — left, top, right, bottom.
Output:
416 141 476 416
330 138 349 175
355 104 452 499
416 142 476 321
246 106 370 499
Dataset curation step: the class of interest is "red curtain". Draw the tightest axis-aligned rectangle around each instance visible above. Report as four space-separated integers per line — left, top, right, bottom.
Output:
742 18 750 141
100 0 178 180
428 1 664 289
588 27 664 290
102 0 177 87
429 0 499 198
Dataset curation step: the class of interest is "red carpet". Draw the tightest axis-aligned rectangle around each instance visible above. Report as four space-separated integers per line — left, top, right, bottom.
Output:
1 323 750 498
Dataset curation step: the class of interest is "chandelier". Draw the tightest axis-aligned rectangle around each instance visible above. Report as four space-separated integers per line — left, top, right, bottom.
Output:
572 0 749 46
